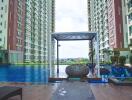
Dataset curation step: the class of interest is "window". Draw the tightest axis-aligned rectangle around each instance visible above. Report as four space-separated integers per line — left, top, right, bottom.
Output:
1 14 3 18
17 31 21 36
128 13 132 21
5 5 7 13
129 26 132 35
16 46 21 51
0 38 2 41
124 0 125 7
17 39 21 45
130 39 132 44
1 0 3 2
119 24 122 33
18 23 21 29
0 22 2 26
125 15 127 24
0 30 2 33
4 21 6 28
24 49 28 53
1 7 3 10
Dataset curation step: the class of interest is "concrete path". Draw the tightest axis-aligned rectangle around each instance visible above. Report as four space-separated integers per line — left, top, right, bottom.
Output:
51 81 95 100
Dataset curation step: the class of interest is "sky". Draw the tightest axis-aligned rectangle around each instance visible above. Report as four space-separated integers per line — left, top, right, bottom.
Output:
55 0 89 58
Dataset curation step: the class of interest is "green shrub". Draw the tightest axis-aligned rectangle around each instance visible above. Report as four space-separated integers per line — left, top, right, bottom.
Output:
110 56 119 64
114 51 120 56
119 56 126 66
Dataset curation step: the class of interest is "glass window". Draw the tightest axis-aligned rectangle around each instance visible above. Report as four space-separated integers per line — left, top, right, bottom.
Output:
1 7 3 10
1 14 3 18
129 26 132 35
0 30 2 33
4 21 6 28
5 5 7 13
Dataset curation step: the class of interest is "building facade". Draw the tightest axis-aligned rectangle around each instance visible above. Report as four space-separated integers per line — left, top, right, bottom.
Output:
121 0 128 48
108 0 124 48
88 0 109 62
88 0 129 62
0 0 25 63
127 0 132 45
24 0 55 63
0 0 55 64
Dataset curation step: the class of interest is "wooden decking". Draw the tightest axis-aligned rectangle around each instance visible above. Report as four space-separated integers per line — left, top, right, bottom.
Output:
0 82 132 100
90 83 132 100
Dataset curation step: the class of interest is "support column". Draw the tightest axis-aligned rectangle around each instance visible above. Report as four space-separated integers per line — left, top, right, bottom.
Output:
57 40 59 74
96 33 100 77
91 40 93 65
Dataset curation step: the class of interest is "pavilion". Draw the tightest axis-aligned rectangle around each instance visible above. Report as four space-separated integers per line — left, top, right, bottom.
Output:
51 32 100 77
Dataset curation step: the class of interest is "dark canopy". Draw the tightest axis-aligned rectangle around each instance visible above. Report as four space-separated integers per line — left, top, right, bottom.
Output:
52 32 97 41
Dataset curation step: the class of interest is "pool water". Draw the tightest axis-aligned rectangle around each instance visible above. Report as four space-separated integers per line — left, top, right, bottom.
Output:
0 65 49 84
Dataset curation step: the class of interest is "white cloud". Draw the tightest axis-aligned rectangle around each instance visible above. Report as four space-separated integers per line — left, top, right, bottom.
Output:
56 41 89 58
55 0 88 32
55 0 89 58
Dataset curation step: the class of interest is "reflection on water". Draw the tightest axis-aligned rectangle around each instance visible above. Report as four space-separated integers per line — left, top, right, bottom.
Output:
0 64 49 84
50 65 68 78
0 64 68 83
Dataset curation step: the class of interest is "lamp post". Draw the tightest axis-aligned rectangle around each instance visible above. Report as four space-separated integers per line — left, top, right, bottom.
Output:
57 40 61 74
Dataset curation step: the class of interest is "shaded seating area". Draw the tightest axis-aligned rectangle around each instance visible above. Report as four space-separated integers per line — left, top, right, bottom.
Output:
0 86 22 100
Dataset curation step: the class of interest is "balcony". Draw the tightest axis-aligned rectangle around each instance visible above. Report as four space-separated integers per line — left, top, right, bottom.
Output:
128 7 132 14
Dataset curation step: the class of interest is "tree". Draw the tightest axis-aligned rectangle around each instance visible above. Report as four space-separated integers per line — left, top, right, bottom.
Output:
119 56 126 66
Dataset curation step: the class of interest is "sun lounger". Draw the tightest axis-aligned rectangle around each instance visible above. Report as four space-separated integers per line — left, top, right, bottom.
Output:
0 86 22 100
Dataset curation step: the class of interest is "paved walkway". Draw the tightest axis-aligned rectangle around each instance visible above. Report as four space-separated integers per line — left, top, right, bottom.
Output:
51 81 95 100
0 82 132 100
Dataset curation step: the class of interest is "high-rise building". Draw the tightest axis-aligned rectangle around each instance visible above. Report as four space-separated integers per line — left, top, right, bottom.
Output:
24 0 55 63
87 0 92 61
87 0 92 31
0 0 55 64
127 0 132 45
88 0 109 62
88 0 128 62
107 0 124 48
0 0 25 63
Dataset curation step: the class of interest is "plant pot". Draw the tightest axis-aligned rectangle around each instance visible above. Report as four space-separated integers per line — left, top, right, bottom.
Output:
65 64 89 78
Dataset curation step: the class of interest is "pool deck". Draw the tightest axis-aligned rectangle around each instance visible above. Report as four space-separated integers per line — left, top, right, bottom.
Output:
0 82 132 100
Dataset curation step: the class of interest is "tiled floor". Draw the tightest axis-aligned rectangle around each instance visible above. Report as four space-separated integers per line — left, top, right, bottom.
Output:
90 83 132 100
1 83 59 100
1 82 132 100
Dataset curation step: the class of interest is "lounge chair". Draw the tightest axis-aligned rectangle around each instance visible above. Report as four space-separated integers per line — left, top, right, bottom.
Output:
0 86 22 100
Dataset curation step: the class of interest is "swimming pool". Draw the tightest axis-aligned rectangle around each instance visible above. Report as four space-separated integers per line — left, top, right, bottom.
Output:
0 65 49 84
